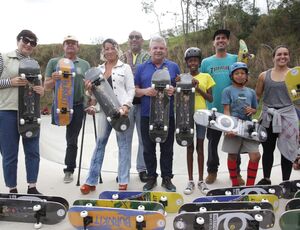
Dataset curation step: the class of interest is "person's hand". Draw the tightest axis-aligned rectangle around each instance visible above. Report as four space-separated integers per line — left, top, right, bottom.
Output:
192 78 199 88
11 76 28 87
33 85 45 96
244 106 256 116
225 131 236 137
166 85 175 96
85 105 96 115
84 79 93 91
52 71 62 81
175 75 181 82
119 105 129 116
144 87 157 97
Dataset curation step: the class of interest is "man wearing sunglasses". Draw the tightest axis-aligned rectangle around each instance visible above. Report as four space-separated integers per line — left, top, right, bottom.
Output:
0 29 44 194
44 35 90 184
120 31 150 183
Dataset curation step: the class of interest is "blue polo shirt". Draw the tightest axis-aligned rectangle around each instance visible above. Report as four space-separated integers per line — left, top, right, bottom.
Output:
135 59 180 117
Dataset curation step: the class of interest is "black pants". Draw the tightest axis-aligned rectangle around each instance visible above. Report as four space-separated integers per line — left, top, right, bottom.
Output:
261 125 292 181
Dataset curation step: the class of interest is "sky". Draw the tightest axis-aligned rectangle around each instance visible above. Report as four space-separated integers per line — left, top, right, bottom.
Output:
1 0 267 52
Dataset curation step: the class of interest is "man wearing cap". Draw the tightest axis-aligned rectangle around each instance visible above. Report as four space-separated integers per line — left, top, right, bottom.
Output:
200 29 243 185
0 29 44 194
44 35 90 183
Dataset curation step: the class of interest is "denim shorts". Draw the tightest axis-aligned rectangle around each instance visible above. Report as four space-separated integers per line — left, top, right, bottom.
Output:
196 124 206 139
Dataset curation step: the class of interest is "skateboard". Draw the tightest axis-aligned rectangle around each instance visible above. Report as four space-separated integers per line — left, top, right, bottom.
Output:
207 185 284 198
0 192 69 210
149 69 171 143
175 73 195 146
73 199 165 214
0 197 67 228
238 39 255 64
99 190 184 213
194 109 268 142
279 209 300 230
174 209 275 230
285 198 300 210
18 58 42 138
85 67 130 132
285 66 300 109
53 58 75 126
193 194 279 211
280 179 300 199
179 201 274 213
68 206 166 230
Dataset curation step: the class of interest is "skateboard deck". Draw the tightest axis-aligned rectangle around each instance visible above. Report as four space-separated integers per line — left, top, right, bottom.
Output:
18 58 42 138
73 199 165 214
194 109 268 142
179 201 274 213
285 66 300 109
280 179 300 199
99 190 184 213
238 39 255 64
0 197 66 226
149 69 171 143
207 185 284 198
68 206 166 230
85 67 130 132
285 198 300 210
53 58 75 126
174 209 275 230
175 73 195 146
0 192 69 209
193 194 279 211
280 209 300 230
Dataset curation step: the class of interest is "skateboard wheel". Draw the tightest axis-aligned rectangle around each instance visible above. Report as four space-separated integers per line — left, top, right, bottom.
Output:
296 182 300 188
196 216 205 225
112 194 119 200
176 128 180 134
37 74 42 80
20 73 26 79
251 132 258 137
209 120 216 125
254 214 263 222
163 125 168 131
212 108 217 112
136 215 144 223
151 83 155 89
261 198 269 203
225 190 232 196
190 128 194 134
268 188 275 194
138 205 145 211
253 205 261 210
34 222 42 229
33 204 41 211
176 87 181 93
37 118 41 124
58 70 62 75
56 108 60 114
149 125 153 130
165 84 170 90
70 109 74 114
175 220 186 229
199 207 207 213
86 203 93 207
20 118 25 125
80 210 88 218
160 196 168 202
212 200 219 203
107 117 112 122
291 89 297 96
252 119 258 123
191 87 195 93
72 72 76 77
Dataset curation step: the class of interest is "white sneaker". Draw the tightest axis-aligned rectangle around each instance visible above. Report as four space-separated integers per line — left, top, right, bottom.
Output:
183 181 195 195
198 181 209 195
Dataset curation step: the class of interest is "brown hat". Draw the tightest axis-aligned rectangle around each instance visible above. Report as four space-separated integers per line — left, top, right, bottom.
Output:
63 35 78 43
213 29 230 40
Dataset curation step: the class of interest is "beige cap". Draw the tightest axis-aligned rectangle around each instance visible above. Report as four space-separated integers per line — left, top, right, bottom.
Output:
63 35 78 43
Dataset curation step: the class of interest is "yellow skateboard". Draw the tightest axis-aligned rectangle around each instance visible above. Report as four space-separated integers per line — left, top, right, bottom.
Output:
238 39 255 64
285 66 300 109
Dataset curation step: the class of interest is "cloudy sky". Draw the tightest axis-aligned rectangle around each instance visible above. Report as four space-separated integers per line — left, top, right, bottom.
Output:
2 0 267 52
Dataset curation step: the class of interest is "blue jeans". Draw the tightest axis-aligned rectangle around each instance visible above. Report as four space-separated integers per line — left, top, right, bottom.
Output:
127 104 146 172
140 116 175 178
85 111 131 185
0 111 40 188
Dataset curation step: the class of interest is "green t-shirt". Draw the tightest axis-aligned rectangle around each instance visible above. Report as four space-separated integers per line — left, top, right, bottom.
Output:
45 57 90 103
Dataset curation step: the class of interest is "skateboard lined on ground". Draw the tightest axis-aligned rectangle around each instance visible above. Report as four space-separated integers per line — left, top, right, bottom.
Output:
18 58 42 138
175 73 195 146
73 199 165 214
149 69 171 143
285 198 300 210
238 39 255 64
0 197 67 228
194 109 268 142
179 201 273 213
53 58 75 126
193 194 279 211
207 184 284 198
85 67 130 132
280 179 300 199
68 206 166 230
280 209 300 230
99 190 183 213
174 209 275 230
285 66 300 109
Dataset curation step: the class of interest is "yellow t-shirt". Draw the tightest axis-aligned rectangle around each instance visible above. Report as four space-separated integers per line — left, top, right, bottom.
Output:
194 73 215 110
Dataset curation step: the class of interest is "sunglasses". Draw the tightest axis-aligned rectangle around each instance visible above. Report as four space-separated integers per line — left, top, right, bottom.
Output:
21 36 37 47
129 35 142 40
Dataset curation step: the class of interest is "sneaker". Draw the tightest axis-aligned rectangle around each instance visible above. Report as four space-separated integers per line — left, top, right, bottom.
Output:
143 177 157 191
119 184 128 191
237 174 245 186
198 181 209 195
139 171 148 183
183 181 195 195
256 178 271 185
27 186 42 195
80 184 96 195
205 172 217 184
9 188 18 194
64 172 73 183
161 177 176 192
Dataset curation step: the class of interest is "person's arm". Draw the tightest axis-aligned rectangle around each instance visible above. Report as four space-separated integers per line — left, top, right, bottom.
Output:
44 59 62 91
255 72 266 101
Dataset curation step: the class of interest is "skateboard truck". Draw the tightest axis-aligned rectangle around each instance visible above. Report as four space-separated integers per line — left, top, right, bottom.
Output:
193 216 205 230
208 108 217 126
248 119 258 137
58 70 76 78
80 210 93 230
291 84 300 96
136 215 146 230
159 196 168 208
33 204 46 229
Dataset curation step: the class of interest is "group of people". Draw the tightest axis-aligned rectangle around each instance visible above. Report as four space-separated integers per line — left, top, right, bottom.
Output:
0 28 299 196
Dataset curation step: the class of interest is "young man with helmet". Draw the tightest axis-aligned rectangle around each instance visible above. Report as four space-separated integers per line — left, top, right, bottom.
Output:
221 62 260 186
